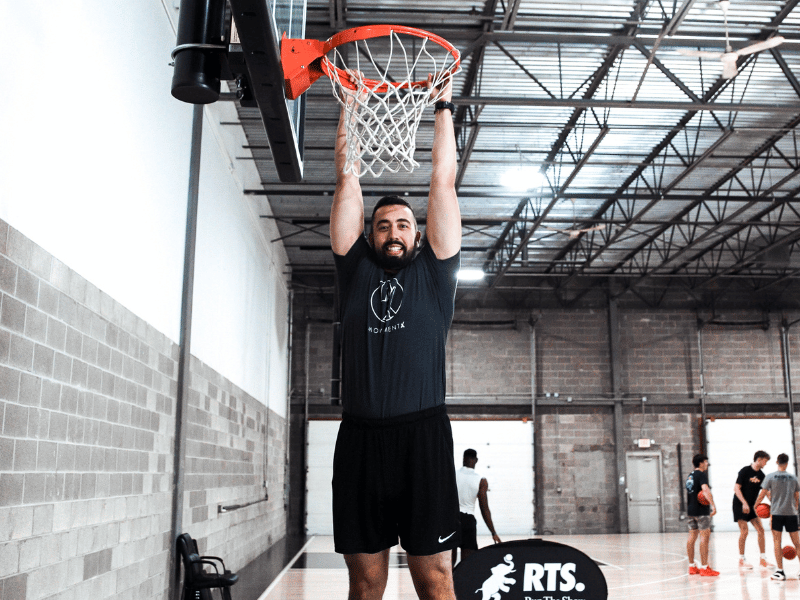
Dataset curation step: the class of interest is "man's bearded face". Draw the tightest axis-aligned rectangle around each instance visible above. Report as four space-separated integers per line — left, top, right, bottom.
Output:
375 238 416 270
370 205 420 271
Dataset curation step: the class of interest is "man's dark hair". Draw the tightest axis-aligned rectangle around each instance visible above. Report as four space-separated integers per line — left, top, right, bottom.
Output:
754 450 770 462
777 453 790 465
692 454 708 468
463 448 477 460
371 195 417 227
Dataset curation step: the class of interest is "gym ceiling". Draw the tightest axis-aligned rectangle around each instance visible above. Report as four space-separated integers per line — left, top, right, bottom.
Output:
233 0 800 310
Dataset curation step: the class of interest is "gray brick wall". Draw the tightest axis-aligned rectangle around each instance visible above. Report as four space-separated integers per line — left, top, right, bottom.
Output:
536 408 618 534
449 309 531 397
183 357 286 572
0 220 287 600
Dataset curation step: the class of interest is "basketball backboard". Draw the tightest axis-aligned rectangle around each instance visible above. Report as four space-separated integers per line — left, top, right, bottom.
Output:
228 0 307 182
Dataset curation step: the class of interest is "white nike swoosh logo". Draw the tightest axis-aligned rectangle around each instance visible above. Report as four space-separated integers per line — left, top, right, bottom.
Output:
438 532 456 543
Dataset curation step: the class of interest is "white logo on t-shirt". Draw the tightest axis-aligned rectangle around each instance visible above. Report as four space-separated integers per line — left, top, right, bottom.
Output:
370 278 403 323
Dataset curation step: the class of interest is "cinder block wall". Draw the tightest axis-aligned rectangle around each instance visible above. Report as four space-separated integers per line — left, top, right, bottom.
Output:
448 311 531 398
537 408 618 534
0 221 287 600
619 311 698 395
536 309 612 398
182 358 286 575
290 290 800 536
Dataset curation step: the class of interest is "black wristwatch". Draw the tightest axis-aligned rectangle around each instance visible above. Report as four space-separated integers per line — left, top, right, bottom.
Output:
434 101 455 114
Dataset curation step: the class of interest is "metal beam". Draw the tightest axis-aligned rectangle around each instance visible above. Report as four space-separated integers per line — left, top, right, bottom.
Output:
456 117 483 191
607 298 629 534
452 0 499 134
270 215 794 227
626 170 800 288
329 0 346 29
694 226 800 290
771 47 800 99
543 1 800 281
485 127 610 285
452 96 800 113
544 8 800 294
444 31 800 53
483 0 653 287
611 113 800 291
758 266 800 292
664 0 697 36
288 265 798 280
249 187 797 202
168 104 203 600
501 0 523 31
558 129 735 288
631 40 706 104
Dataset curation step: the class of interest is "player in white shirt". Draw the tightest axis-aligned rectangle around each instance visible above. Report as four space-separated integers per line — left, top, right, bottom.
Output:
452 449 501 566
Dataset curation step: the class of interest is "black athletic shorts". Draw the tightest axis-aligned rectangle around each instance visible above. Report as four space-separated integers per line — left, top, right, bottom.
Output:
332 404 461 556
733 501 758 522
772 515 800 533
459 512 478 550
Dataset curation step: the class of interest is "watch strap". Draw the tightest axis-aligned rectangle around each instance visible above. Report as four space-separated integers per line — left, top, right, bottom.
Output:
434 100 455 113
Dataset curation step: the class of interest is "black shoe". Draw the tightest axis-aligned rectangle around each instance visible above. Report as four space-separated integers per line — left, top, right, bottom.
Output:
771 570 786 581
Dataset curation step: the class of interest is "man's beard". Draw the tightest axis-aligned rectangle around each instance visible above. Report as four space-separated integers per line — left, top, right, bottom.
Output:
373 240 417 271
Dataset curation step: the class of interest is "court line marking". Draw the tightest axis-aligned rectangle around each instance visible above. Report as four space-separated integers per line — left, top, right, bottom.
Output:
592 558 624 571
597 556 687 569
255 535 317 600
560 539 686 560
607 572 691 590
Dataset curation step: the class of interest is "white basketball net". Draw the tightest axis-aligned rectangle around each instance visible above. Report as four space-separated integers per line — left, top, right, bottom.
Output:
325 31 461 178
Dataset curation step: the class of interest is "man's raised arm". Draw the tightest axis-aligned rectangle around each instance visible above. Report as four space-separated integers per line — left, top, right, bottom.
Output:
331 92 364 256
426 76 461 260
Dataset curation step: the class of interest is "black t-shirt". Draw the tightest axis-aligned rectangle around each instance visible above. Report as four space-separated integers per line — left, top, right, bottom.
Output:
733 465 765 508
686 469 711 517
334 236 460 418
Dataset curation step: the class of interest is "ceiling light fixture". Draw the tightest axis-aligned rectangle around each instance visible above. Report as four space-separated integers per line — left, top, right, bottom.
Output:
500 165 543 191
457 268 485 282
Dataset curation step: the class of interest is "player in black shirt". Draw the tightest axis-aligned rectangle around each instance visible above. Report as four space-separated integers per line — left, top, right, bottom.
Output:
685 454 719 576
733 450 771 570
330 71 461 600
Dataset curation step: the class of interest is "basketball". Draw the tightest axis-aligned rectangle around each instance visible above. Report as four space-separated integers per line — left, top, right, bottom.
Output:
755 503 771 519
783 546 797 560
697 490 710 505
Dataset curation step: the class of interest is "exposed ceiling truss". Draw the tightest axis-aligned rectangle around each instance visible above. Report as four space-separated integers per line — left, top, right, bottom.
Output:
234 0 800 309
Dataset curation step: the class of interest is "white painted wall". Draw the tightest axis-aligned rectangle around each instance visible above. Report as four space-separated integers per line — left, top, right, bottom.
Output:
0 0 290 416
306 419 534 536
706 418 795 532
452 420 535 536
306 420 339 535
0 0 192 339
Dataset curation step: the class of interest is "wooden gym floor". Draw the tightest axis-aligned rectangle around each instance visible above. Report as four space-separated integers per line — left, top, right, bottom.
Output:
252 531 799 600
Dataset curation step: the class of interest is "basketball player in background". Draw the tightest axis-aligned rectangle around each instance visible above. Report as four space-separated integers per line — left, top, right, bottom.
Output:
754 453 800 581
452 449 501 566
685 454 719 576
733 450 772 570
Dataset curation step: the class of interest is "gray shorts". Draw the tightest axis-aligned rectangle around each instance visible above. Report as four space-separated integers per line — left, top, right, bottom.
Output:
687 515 712 531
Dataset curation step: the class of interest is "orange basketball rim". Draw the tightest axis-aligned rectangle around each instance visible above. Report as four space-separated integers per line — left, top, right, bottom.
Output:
281 25 461 99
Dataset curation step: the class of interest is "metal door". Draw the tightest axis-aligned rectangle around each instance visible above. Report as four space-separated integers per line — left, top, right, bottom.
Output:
626 452 664 533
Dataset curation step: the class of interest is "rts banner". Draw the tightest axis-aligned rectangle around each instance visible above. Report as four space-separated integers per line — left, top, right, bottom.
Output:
453 539 607 600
